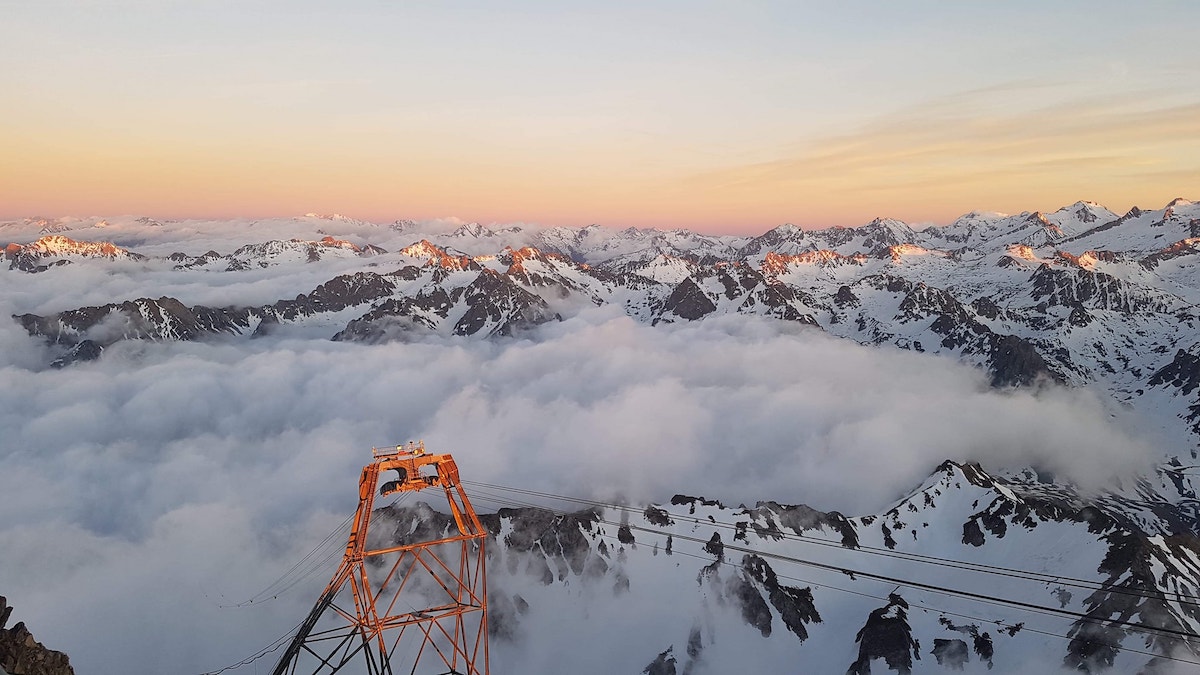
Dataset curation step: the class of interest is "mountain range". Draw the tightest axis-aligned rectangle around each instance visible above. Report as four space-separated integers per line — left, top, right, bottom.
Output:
5 199 1200 672
7 199 1200 441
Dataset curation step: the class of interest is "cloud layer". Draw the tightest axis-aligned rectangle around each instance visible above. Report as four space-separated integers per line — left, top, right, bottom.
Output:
0 306 1160 674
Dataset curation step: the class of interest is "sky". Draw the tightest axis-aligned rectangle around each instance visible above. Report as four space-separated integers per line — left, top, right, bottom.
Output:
2 1 1198 233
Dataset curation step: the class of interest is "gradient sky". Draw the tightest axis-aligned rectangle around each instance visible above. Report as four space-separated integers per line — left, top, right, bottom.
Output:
2 1 1198 234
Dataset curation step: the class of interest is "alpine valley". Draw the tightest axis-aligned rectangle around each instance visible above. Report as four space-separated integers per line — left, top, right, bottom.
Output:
4 199 1200 674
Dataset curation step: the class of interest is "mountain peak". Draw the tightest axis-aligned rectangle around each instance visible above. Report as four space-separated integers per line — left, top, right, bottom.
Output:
449 222 488 238
399 239 449 258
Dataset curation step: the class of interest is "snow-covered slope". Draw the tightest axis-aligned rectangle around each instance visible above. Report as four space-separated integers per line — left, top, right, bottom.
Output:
372 460 1199 674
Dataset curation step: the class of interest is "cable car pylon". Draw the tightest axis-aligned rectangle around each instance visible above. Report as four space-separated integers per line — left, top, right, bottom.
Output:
272 442 489 675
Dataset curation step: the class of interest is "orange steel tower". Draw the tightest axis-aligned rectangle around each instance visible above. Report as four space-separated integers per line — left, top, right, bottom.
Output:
272 442 489 675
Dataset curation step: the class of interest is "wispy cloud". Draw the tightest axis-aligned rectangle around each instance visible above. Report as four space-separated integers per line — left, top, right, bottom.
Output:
687 87 1200 218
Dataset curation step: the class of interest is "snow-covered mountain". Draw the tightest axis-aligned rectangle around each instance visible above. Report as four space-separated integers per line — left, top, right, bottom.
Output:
4 234 147 272
10 200 1200 421
6 200 1200 672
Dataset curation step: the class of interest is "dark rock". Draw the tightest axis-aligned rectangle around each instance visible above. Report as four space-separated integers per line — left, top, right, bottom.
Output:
0 596 75 675
742 555 821 641
18 297 255 347
1148 348 1200 397
267 272 396 321
662 278 716 320
669 495 723 514
703 532 724 560
644 506 674 527
746 501 859 548
49 340 102 368
725 572 773 638
835 285 860 308
930 638 969 669
1029 263 1172 314
477 506 600 580
847 594 918 675
642 647 676 675
451 270 557 336
971 296 1001 319
488 592 523 640
973 631 994 667
988 333 1061 388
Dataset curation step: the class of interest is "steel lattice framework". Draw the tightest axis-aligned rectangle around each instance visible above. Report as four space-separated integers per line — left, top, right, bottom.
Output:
272 443 489 675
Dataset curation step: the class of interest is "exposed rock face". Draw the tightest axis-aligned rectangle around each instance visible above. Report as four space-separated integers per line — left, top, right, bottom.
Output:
724 570 773 637
741 554 821 641
987 333 1062 387
1029 263 1177 314
742 500 859 549
266 272 397 322
0 597 74 675
1149 348 1200 397
641 647 677 675
480 506 602 583
1148 347 1200 445
930 638 969 669
451 270 556 336
49 340 102 368
661 278 716 321
847 594 919 675
937 617 995 668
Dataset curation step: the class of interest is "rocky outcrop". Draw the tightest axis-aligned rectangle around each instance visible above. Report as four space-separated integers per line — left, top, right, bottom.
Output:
1149 348 1200 397
1147 347 1200 442
641 647 677 675
16 297 255 346
265 272 397 322
987 333 1062 387
1029 264 1178 314
741 554 821 641
0 597 74 675
847 594 919 674
660 278 716 321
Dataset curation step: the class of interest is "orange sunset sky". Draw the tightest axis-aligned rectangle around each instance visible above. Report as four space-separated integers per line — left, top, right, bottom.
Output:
3 1 1198 235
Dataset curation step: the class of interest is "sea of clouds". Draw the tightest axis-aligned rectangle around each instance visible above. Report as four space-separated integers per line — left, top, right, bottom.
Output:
0 217 1170 673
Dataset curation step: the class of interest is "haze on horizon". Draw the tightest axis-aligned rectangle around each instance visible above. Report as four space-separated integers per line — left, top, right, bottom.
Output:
2 1 1198 234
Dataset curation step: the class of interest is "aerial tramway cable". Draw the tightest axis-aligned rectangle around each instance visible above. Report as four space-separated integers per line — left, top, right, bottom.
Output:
463 479 1200 608
462 483 1200 642
465 485 1200 668
199 473 1200 673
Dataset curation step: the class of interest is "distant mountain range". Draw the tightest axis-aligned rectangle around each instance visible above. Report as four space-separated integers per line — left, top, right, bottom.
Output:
6 200 1199 444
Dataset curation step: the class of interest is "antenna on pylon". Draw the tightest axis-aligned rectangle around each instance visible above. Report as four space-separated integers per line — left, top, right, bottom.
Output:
272 442 489 675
